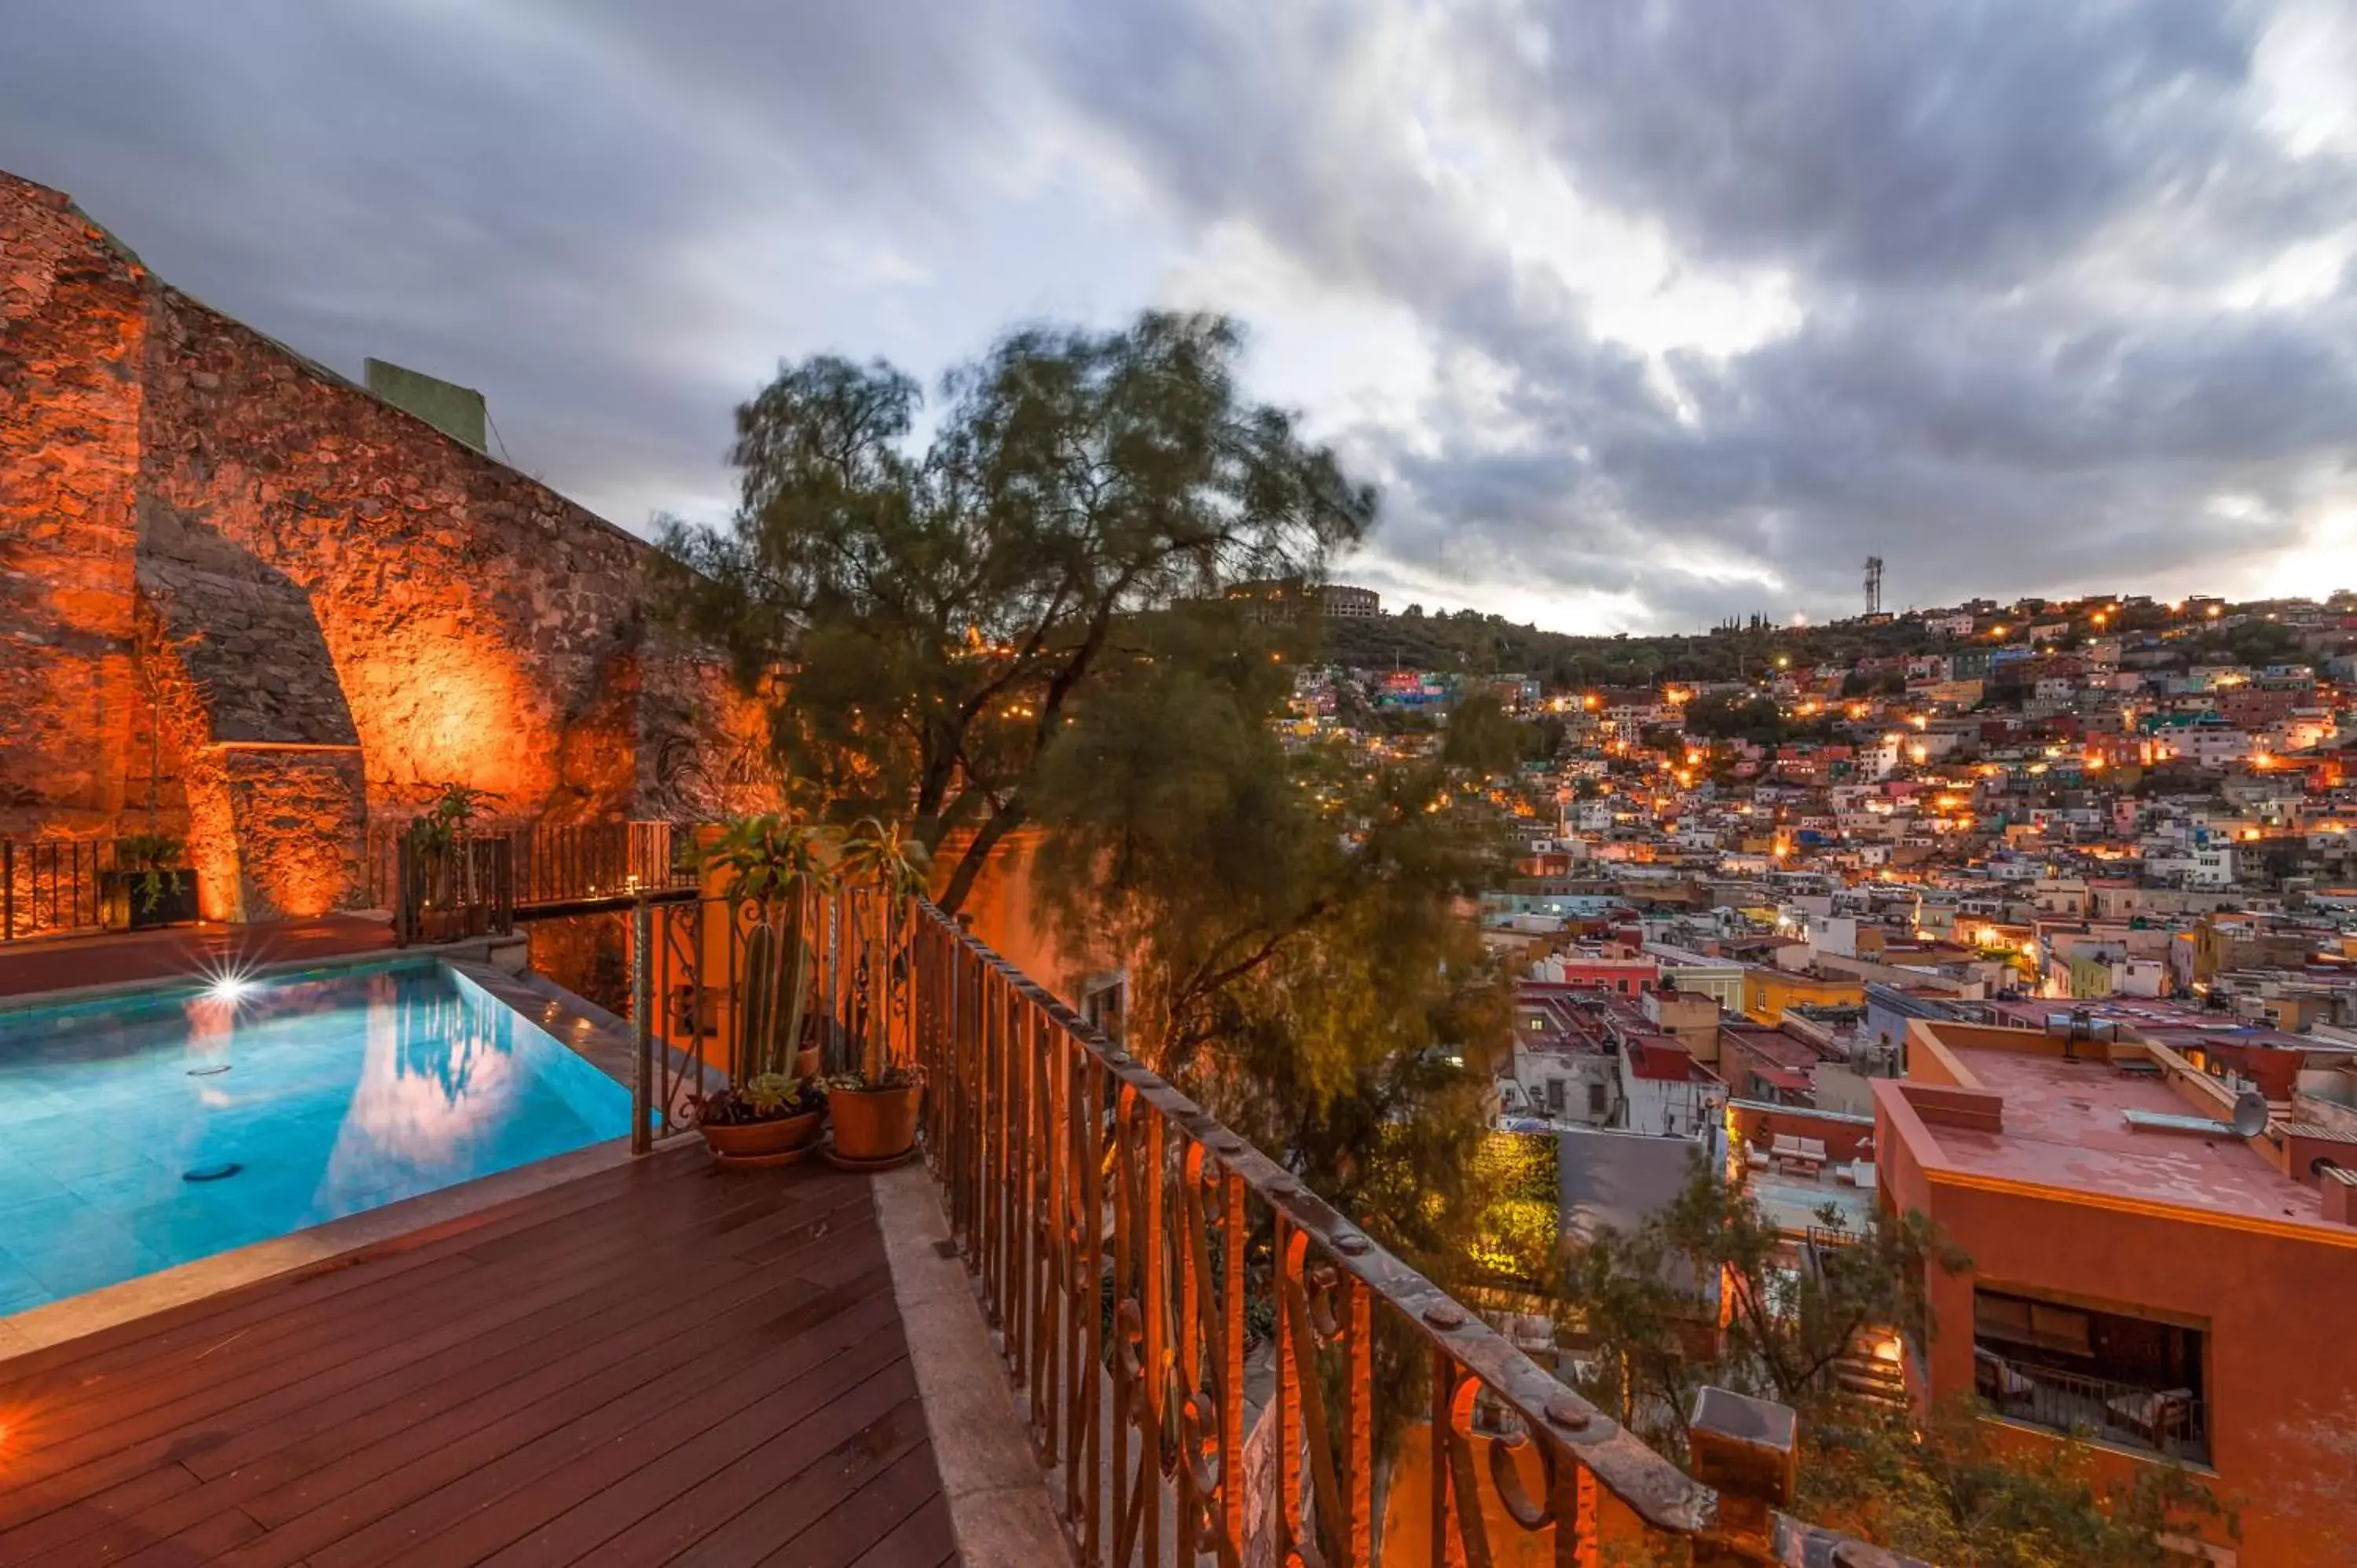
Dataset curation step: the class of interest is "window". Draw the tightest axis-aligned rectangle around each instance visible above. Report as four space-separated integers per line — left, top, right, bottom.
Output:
1545 1079 1566 1113
1586 1081 1607 1118
1971 1288 2208 1463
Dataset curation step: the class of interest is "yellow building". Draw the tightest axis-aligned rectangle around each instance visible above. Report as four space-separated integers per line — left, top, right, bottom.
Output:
1741 965 1865 1024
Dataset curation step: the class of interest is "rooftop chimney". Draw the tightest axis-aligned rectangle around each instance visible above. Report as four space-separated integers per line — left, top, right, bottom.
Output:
364 358 488 453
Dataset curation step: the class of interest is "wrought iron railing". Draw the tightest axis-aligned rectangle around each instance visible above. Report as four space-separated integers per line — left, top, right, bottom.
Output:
370 819 701 912
627 888 888 1145
513 819 699 907
1978 1348 2210 1464
626 885 1914 1564
900 902 1905 1566
0 837 108 942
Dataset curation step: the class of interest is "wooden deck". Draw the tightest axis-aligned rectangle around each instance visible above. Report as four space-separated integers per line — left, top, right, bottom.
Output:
0 1148 959 1566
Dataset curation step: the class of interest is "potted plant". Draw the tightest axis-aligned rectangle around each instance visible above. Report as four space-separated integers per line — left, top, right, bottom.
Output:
104 832 197 930
408 784 497 941
687 1072 827 1168
697 812 834 1162
823 817 930 1167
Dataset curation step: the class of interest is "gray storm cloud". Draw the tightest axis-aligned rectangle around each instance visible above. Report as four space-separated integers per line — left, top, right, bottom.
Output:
5 0 2352 630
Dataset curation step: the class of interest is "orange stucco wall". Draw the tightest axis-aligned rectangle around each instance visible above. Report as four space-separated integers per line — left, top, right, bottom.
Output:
939 828 1115 1011
1876 1079 2357 1564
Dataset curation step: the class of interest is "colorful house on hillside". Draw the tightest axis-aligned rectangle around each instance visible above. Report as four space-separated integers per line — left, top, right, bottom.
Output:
1876 1018 2357 1565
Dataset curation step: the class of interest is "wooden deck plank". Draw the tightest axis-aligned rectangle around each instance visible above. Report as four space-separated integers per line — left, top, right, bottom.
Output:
5 1220 879 1563
666 1390 932 1568
760 1445 948 1568
0 1144 716 1396
838 1494 961 1568
295 1275 900 1568
110 1503 268 1568
470 1322 912 1568
219 1268 870 1554
0 1175 867 1521
0 1148 963 1567
591 1363 922 1566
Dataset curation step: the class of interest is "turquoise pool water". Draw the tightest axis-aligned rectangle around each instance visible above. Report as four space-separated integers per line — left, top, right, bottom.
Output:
0 962 632 1314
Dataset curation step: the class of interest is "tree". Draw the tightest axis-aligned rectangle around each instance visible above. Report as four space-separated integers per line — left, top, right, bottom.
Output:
655 311 1373 914
1563 1163 2230 1566
1024 598 1516 1251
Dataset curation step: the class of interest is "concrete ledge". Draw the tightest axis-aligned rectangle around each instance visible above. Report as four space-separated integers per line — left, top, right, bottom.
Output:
873 1162 1071 1566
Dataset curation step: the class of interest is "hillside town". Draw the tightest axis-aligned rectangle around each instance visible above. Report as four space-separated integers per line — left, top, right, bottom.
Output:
1285 582 2357 1557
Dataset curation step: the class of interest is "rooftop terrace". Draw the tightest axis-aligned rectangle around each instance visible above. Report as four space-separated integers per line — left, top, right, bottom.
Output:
1922 1039 2330 1229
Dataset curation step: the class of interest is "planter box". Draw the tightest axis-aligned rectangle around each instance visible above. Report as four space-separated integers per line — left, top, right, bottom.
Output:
416 904 491 943
103 870 198 931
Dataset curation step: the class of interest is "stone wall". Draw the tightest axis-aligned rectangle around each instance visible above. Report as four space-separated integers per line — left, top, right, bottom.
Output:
0 174 145 835
1 168 771 921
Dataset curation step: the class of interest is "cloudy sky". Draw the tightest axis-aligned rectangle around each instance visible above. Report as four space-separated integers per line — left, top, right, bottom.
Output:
6 0 2355 632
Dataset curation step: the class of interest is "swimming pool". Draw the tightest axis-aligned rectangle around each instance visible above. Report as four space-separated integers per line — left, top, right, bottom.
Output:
0 962 633 1314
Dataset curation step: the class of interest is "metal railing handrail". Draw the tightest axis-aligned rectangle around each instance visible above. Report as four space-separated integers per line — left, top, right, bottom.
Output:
1985 1352 2209 1458
915 899 1713 1534
0 836 110 943
900 896 1910 1566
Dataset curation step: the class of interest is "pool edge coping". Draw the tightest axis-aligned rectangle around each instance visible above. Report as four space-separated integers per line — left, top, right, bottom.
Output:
0 1134 662 1360
0 935 515 1019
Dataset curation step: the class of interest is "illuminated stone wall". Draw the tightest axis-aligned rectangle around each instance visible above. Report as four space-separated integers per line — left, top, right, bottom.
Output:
2 169 771 920
0 174 145 836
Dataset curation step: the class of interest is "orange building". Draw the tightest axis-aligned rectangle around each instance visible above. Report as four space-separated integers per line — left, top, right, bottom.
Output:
1875 1020 2357 1565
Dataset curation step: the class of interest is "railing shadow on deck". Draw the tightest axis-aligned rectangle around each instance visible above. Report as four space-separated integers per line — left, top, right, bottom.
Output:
631 888 1919 1568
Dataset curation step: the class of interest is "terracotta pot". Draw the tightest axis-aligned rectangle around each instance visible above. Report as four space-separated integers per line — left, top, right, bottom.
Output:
700 1108 823 1168
828 1085 920 1163
794 1045 822 1079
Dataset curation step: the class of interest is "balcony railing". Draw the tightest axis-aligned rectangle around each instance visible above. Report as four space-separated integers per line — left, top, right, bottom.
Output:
0 837 108 942
368 819 702 914
1977 1348 2210 1464
628 888 1916 1566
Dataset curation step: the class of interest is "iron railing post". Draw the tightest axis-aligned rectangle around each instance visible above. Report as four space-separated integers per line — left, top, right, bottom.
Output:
632 892 654 1154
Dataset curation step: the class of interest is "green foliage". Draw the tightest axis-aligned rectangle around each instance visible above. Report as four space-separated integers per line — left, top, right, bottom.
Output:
837 815 931 1083
1681 690 1842 746
1564 1162 2230 1566
1564 1156 1966 1438
112 830 187 914
1026 599 1517 1278
655 310 1373 914
1802 1399 2234 1567
407 782 497 853
705 813 830 1084
1438 691 1525 777
1319 606 1964 687
691 1070 823 1127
